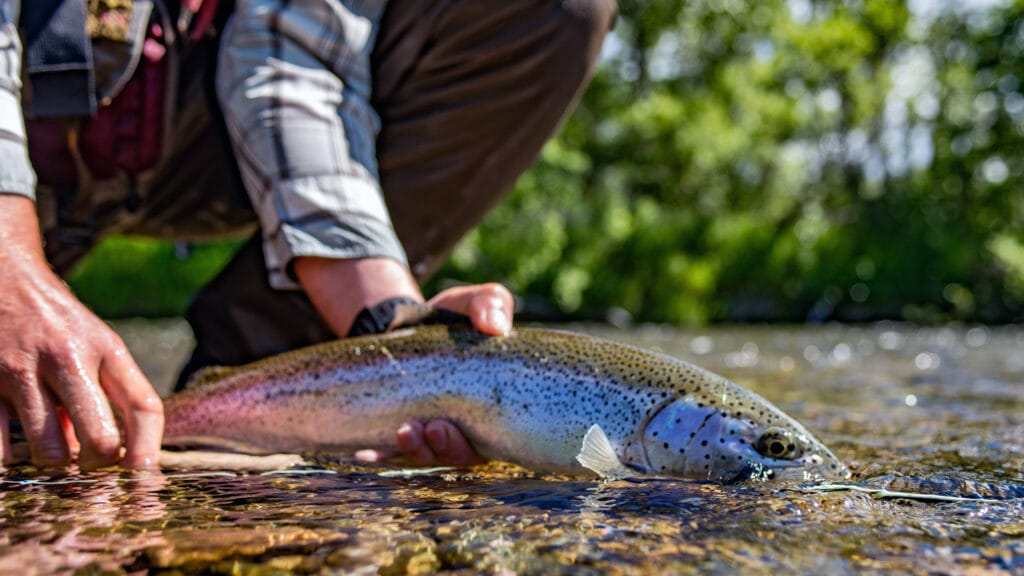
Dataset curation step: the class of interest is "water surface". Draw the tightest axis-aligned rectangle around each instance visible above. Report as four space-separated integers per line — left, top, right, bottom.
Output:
0 321 1021 574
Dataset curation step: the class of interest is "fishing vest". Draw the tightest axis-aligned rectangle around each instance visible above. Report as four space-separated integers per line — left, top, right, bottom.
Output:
21 0 220 194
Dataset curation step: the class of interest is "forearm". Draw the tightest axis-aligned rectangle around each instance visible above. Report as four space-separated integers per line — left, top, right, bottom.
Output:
293 256 423 337
0 194 47 265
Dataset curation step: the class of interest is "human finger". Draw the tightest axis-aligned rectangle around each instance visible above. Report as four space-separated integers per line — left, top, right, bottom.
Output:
395 420 437 465
423 420 484 466
99 347 164 470
428 283 514 336
7 375 71 466
46 360 122 470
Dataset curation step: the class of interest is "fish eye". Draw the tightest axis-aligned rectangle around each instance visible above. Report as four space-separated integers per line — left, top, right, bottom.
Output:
756 428 798 460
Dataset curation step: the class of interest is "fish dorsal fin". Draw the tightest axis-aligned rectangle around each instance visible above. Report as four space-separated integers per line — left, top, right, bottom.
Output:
185 365 240 389
576 424 635 480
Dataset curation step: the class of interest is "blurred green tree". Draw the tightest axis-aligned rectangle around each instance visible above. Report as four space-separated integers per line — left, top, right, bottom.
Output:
432 0 1024 324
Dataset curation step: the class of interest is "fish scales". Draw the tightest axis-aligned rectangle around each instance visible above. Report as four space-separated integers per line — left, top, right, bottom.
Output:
163 325 849 482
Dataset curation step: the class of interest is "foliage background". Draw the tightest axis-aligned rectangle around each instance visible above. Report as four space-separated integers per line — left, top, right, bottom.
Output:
70 0 1024 323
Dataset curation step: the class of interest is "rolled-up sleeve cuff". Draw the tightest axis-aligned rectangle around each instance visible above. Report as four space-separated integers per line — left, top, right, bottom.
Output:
259 173 409 290
0 86 35 199
0 137 36 199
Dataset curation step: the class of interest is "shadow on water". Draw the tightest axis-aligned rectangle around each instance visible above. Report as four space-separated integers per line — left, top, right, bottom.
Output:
0 320 1022 574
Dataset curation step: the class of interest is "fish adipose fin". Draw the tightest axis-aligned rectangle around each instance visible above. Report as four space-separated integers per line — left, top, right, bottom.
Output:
576 424 635 480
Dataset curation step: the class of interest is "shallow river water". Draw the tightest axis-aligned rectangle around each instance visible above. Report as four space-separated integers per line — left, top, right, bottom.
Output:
0 320 1021 575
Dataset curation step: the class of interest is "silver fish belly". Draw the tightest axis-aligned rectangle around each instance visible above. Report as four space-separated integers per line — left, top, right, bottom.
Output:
163 325 849 483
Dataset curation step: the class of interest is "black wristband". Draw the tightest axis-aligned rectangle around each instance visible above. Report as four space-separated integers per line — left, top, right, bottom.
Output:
347 297 423 337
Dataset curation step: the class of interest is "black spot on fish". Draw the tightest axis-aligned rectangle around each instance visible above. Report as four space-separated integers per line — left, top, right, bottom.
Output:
701 440 708 447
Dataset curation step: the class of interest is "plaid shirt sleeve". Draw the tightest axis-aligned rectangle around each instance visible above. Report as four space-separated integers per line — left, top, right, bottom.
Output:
216 0 405 290
0 0 38 199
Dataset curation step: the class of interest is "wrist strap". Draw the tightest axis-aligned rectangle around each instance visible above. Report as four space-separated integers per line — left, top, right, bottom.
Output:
347 297 423 337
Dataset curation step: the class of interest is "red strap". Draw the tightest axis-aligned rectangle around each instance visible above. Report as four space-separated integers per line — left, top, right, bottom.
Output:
188 0 219 42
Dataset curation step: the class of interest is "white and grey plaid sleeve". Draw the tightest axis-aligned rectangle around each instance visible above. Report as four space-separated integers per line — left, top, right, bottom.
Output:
216 0 405 290
0 0 37 199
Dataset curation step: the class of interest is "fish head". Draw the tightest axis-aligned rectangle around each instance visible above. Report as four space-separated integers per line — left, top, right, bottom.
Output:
636 393 849 483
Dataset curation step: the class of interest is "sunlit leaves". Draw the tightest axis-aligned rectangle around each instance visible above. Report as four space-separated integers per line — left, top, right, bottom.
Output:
430 0 1024 324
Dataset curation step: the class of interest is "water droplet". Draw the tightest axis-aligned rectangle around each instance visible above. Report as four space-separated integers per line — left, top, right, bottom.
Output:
831 343 852 364
965 327 989 348
849 283 870 303
878 331 902 351
914 352 939 370
803 345 822 363
778 356 795 372
689 336 714 355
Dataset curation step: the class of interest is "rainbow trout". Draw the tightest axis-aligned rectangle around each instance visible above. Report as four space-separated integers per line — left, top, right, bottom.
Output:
163 325 849 483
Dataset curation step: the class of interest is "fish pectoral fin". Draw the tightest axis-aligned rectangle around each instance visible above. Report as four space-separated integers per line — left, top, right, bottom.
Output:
576 424 635 480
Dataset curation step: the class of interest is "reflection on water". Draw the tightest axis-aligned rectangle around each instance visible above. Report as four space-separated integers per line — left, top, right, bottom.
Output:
1 321 1021 574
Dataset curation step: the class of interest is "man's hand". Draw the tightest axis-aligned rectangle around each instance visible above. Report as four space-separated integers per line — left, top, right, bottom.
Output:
394 281 513 465
0 195 163 470
427 282 513 337
294 256 514 466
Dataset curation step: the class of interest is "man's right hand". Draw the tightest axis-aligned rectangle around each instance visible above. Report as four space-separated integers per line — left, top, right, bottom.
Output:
0 195 163 470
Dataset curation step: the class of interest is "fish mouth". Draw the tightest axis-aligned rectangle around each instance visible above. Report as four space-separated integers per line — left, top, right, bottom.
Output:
735 455 846 483
723 459 808 484
722 462 764 484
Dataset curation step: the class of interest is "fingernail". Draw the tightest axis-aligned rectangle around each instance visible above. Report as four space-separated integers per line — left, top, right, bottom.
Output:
355 449 380 462
396 423 420 451
488 308 511 336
